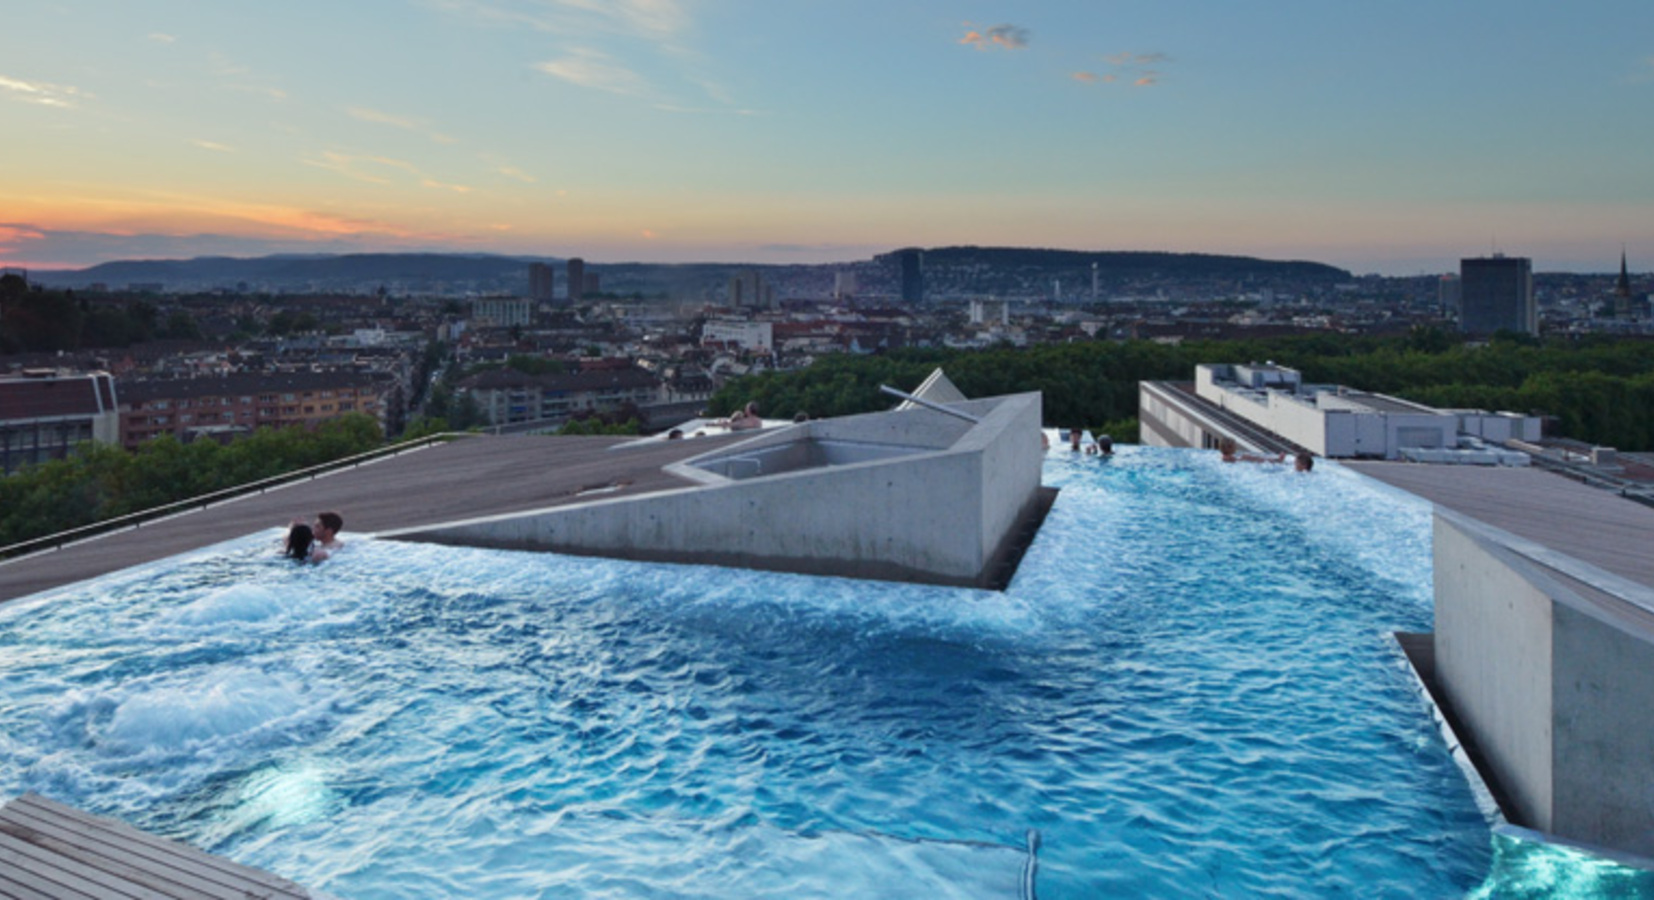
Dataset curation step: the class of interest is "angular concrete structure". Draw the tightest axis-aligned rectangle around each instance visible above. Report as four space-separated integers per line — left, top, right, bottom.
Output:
1351 462 1654 863
383 387 1048 589
1433 510 1654 857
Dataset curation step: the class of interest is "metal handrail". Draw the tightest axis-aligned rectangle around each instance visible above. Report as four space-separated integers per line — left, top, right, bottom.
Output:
878 384 982 424
0 432 471 561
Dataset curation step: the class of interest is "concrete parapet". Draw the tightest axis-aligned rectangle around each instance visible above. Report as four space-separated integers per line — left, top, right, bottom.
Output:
1433 508 1654 857
382 391 1046 588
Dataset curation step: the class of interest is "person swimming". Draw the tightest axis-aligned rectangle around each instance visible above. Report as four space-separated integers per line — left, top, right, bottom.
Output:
284 522 329 563
727 401 763 430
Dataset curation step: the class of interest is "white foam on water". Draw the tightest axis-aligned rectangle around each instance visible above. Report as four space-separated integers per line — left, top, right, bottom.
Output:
165 584 290 625
1216 456 1434 606
98 667 319 758
232 762 339 830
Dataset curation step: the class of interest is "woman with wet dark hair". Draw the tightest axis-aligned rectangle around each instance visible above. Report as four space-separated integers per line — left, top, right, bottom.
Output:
284 523 328 562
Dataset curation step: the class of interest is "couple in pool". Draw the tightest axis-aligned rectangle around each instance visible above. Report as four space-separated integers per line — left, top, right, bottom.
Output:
283 511 345 563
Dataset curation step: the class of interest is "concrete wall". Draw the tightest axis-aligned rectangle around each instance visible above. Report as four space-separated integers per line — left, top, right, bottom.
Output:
1434 510 1654 855
1551 588 1654 847
1434 515 1556 829
1322 412 1356 457
1258 393 1328 454
1139 383 1211 449
956 392 1045 565
384 392 1044 588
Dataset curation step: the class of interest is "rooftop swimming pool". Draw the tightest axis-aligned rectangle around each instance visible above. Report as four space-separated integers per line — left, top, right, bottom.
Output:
1 447 1649 897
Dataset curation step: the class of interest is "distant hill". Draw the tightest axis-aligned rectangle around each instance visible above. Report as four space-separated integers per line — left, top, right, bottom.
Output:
875 246 1349 293
35 253 545 293
31 247 1351 297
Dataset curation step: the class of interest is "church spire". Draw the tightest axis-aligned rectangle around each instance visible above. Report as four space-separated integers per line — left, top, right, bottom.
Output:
1617 247 1632 298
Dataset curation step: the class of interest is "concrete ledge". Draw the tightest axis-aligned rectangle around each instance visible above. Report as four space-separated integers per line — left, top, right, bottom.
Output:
1393 631 1510 826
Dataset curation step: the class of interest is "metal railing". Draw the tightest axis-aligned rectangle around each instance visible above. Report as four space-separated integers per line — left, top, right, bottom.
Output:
878 384 982 424
0 433 470 562
1522 451 1654 511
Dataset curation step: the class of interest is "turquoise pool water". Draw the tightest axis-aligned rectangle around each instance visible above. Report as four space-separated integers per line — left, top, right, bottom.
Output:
0 447 1646 897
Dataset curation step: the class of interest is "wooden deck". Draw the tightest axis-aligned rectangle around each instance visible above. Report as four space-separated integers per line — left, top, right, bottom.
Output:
1343 461 1654 590
0 793 312 899
0 432 748 605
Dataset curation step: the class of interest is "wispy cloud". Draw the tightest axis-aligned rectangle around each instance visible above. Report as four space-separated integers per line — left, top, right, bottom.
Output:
428 0 689 41
347 106 458 144
960 23 1030 51
593 0 688 40
655 103 763 116
0 224 47 245
534 48 649 96
190 139 234 153
1105 52 1168 67
478 153 537 183
304 151 471 192
148 33 177 44
347 107 420 130
1075 51 1172 88
0 75 90 109
208 52 287 101
495 165 537 183
435 0 752 113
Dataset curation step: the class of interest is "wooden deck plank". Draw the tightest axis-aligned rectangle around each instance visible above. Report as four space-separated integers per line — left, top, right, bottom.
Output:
0 795 312 899
1344 462 1654 590
0 832 108 900
0 820 168 899
14 793 298 890
0 808 226 900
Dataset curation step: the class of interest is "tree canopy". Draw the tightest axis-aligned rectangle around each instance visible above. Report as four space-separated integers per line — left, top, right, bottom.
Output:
0 415 384 546
709 333 1654 450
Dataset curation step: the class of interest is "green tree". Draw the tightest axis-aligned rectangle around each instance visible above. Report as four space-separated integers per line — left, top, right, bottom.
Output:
0 414 387 548
161 310 204 341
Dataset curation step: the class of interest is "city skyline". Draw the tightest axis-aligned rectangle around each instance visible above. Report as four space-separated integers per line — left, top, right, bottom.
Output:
3 1 1651 276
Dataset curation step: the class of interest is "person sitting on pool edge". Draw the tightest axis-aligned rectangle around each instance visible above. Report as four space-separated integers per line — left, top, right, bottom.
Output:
314 511 344 552
727 401 762 431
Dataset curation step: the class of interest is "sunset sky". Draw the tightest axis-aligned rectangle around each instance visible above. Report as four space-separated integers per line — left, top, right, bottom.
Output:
4 0 1651 274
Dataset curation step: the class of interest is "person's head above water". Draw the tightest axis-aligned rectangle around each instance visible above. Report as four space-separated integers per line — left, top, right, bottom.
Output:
285 523 315 560
314 511 343 544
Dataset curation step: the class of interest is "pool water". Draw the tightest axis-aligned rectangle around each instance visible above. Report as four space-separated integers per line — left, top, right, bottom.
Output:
0 447 1646 897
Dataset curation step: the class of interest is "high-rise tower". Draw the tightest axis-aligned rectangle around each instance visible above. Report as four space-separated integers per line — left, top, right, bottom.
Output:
898 249 924 305
1459 255 1535 335
567 258 585 303
528 263 555 303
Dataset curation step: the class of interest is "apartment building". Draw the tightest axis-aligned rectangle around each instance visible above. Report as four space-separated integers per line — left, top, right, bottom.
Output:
457 367 662 426
0 369 120 474
118 371 393 449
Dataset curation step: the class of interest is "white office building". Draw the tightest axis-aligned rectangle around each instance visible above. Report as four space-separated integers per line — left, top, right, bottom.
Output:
1140 363 1539 463
701 319 773 353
